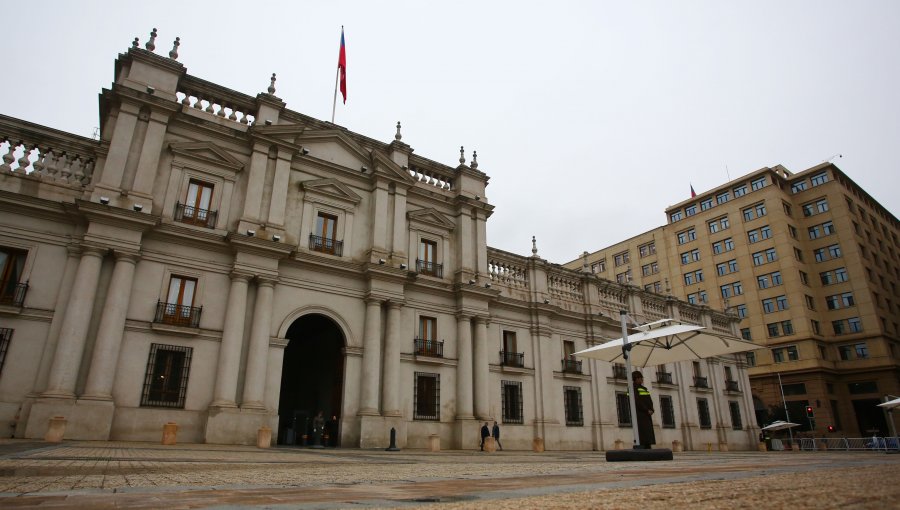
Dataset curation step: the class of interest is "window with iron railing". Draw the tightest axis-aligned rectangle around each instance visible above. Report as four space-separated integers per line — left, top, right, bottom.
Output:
174 201 218 229
561 358 582 374
0 281 27 307
141 343 192 408
501 380 524 424
693 376 709 388
499 350 525 368
660 395 676 428
414 338 444 358
612 363 628 380
729 401 743 430
0 328 12 378
413 372 440 421
656 371 673 384
1 247 28 306
309 234 343 256
564 386 583 426
416 258 443 278
615 391 631 426
697 398 712 429
725 380 740 392
155 301 202 328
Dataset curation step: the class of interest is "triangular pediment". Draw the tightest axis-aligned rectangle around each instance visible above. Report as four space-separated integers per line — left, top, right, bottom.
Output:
296 130 372 168
300 178 362 205
407 207 455 231
169 141 244 171
372 150 416 184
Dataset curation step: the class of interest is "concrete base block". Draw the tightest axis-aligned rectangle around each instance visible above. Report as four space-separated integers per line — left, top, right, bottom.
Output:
483 436 497 453
428 434 440 452
719 442 729 452
532 437 544 453
162 422 178 445
44 416 67 443
257 426 272 448
758 442 768 452
672 440 683 452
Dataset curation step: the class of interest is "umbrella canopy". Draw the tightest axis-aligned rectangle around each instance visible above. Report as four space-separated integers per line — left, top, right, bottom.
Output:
574 319 760 367
761 420 801 431
877 397 900 410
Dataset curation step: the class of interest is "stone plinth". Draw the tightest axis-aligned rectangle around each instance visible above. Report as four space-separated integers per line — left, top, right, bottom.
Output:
162 422 178 445
257 426 272 448
429 434 440 452
484 436 497 452
532 437 544 453
719 442 729 452
758 442 768 452
614 439 625 450
44 416 67 443
672 440 683 452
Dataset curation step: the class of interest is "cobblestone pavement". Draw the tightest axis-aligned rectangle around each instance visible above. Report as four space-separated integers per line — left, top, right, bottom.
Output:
0 439 898 509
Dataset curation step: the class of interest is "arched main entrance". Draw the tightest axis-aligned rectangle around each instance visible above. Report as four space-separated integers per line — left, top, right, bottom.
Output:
277 314 345 446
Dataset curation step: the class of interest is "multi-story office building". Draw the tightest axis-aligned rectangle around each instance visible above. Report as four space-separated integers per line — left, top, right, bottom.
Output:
569 164 900 436
0 35 754 450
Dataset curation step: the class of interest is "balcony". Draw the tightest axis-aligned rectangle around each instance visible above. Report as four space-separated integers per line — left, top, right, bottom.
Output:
174 202 218 229
414 338 444 358
0 282 28 307
309 234 343 257
725 380 740 392
693 376 709 388
499 350 524 368
612 364 628 380
416 259 443 278
656 371 673 385
154 301 202 328
561 358 582 374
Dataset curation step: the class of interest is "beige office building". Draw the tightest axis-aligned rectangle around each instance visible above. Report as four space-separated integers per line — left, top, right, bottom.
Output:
0 35 756 450
568 164 900 436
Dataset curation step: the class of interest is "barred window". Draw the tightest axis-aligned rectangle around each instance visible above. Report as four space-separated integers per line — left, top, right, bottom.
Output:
660 395 676 428
0 328 12 377
697 398 712 429
729 401 743 430
563 386 583 426
141 343 192 408
501 380 524 424
414 372 440 421
616 391 632 426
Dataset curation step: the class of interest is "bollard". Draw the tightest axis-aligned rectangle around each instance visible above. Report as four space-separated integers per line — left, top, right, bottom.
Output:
791 443 800 451
428 434 440 452
758 442 768 452
385 427 400 451
719 442 729 452
706 442 712 452
614 439 624 450
44 416 67 443
484 436 497 453
257 426 272 448
672 440 683 452
162 422 178 445
532 437 544 453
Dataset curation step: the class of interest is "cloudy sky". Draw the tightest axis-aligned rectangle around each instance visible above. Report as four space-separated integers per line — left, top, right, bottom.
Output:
3 1 898 263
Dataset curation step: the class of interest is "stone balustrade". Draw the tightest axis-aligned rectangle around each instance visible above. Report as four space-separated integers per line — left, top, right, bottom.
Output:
0 115 98 187
177 75 257 126
487 249 529 289
547 271 583 301
408 163 453 191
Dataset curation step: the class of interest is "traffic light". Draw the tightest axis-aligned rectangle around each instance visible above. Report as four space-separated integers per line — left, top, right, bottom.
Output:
806 405 814 418
827 425 835 433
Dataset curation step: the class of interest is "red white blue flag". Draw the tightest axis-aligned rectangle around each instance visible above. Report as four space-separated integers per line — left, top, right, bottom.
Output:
690 184 697 198
338 28 347 103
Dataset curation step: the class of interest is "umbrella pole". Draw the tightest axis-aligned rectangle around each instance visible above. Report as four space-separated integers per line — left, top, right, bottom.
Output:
621 311 641 449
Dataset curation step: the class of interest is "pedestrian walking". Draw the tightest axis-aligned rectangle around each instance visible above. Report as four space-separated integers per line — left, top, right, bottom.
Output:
632 371 656 448
480 422 490 451
492 421 503 451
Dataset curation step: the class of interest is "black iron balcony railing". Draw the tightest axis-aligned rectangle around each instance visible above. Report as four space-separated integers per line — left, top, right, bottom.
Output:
416 259 443 278
499 350 524 368
725 380 740 392
656 371 673 384
612 364 628 380
154 300 202 328
561 358 582 374
414 338 444 358
694 376 709 388
309 234 343 256
174 202 218 229
0 282 28 307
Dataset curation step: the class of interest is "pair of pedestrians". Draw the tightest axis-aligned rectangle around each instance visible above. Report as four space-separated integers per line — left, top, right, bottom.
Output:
480 421 502 451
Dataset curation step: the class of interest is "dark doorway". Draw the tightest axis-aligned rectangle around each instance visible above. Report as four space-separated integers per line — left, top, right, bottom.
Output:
277 314 345 446
852 398 889 436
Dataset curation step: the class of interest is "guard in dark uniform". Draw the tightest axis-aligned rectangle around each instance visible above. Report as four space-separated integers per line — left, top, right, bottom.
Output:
632 371 656 448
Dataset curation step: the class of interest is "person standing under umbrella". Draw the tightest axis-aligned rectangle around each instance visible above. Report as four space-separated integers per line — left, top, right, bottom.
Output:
632 371 656 448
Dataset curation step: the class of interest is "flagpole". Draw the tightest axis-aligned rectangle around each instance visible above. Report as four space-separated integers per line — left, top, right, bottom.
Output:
331 66 339 124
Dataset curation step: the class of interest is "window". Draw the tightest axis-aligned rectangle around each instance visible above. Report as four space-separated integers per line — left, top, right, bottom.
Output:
816 198 829 213
414 372 440 420
743 202 767 221
772 346 784 361
741 328 752 341
789 225 798 239
677 228 696 245
776 295 788 311
782 383 806 396
681 249 700 265
810 172 828 186
751 176 766 191
697 398 712 429
591 259 606 273
639 242 656 257
670 211 683 222
848 381 878 394
615 391 632 426
0 247 27 306
687 291 707 304
791 181 808 193
418 315 437 348
616 270 632 284
178 179 216 227
748 230 760 243
729 401 743 430
848 317 863 333
783 321 795 336
644 281 662 293
734 184 748 197
771 272 782 285
745 350 755 365
728 260 738 272
794 247 804 262
833 319 845 335
708 216 729 234
814 247 827 262
736 304 748 318
158 275 199 327
839 343 869 360
641 262 658 276
767 323 780 338
783 202 793 217
501 331 520 366
799 271 809 285
418 239 441 277
141 343 192 408
765 248 777 262
614 251 630 266
0 328 12 378
762 298 775 313
660 395 676 428
720 282 742 298
501 381 524 424
752 251 765 266
701 198 713 210
828 244 841 259
311 212 341 255
563 386 583 426
716 192 729 204
805 295 816 310
685 205 697 217
811 320 820 335
822 221 835 236
716 262 728 276
724 238 734 251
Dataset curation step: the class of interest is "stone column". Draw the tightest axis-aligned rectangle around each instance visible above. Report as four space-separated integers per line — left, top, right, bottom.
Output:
265 150 293 230
390 188 407 261
43 246 106 398
211 272 250 408
130 110 170 198
240 143 270 223
455 315 474 419
97 102 140 189
473 317 491 420
358 298 383 415
241 278 275 409
81 251 140 400
31 245 80 394
381 302 403 417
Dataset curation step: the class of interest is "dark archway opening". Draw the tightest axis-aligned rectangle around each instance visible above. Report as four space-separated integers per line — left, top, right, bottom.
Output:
277 314 345 446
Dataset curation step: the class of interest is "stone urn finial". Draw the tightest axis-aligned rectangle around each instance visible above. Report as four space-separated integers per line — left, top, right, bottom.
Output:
132 37 139 49
459 146 465 165
395 121 402 141
532 236 538 256
471 150 478 169
169 37 180 60
268 73 277 95
145 28 157 51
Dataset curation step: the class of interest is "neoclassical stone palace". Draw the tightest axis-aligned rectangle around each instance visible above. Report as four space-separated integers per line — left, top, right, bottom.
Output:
0 34 758 450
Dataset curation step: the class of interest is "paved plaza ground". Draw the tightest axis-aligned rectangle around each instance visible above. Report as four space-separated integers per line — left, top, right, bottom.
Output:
0 439 898 509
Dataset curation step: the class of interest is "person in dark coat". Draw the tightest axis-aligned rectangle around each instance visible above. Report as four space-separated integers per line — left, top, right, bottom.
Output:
480 422 490 451
632 371 656 448
492 421 503 451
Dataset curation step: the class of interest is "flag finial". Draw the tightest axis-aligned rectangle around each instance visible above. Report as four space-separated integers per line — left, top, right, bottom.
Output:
459 146 465 165
471 150 478 169
395 121 402 141
268 73 277 95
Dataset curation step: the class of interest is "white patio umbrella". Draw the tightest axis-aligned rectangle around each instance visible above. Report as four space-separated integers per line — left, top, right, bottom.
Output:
575 314 760 453
877 397 900 410
761 420 801 431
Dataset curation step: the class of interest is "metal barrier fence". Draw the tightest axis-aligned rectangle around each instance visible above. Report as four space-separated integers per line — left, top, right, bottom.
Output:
798 436 900 451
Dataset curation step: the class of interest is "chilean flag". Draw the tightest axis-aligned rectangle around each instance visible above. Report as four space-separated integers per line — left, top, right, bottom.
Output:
338 28 347 103
690 184 697 198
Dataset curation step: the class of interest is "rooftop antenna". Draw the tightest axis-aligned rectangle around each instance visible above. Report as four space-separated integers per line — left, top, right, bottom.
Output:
824 154 843 163
725 164 731 181
91 127 99 140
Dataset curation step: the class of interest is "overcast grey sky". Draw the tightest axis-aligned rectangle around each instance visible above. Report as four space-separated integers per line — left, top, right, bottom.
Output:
3 1 898 263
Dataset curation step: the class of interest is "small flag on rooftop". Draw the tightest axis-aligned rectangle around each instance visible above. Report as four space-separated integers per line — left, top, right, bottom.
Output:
690 184 697 198
331 26 347 123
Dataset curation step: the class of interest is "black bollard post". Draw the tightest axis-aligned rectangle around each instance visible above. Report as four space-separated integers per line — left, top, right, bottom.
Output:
385 427 400 451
